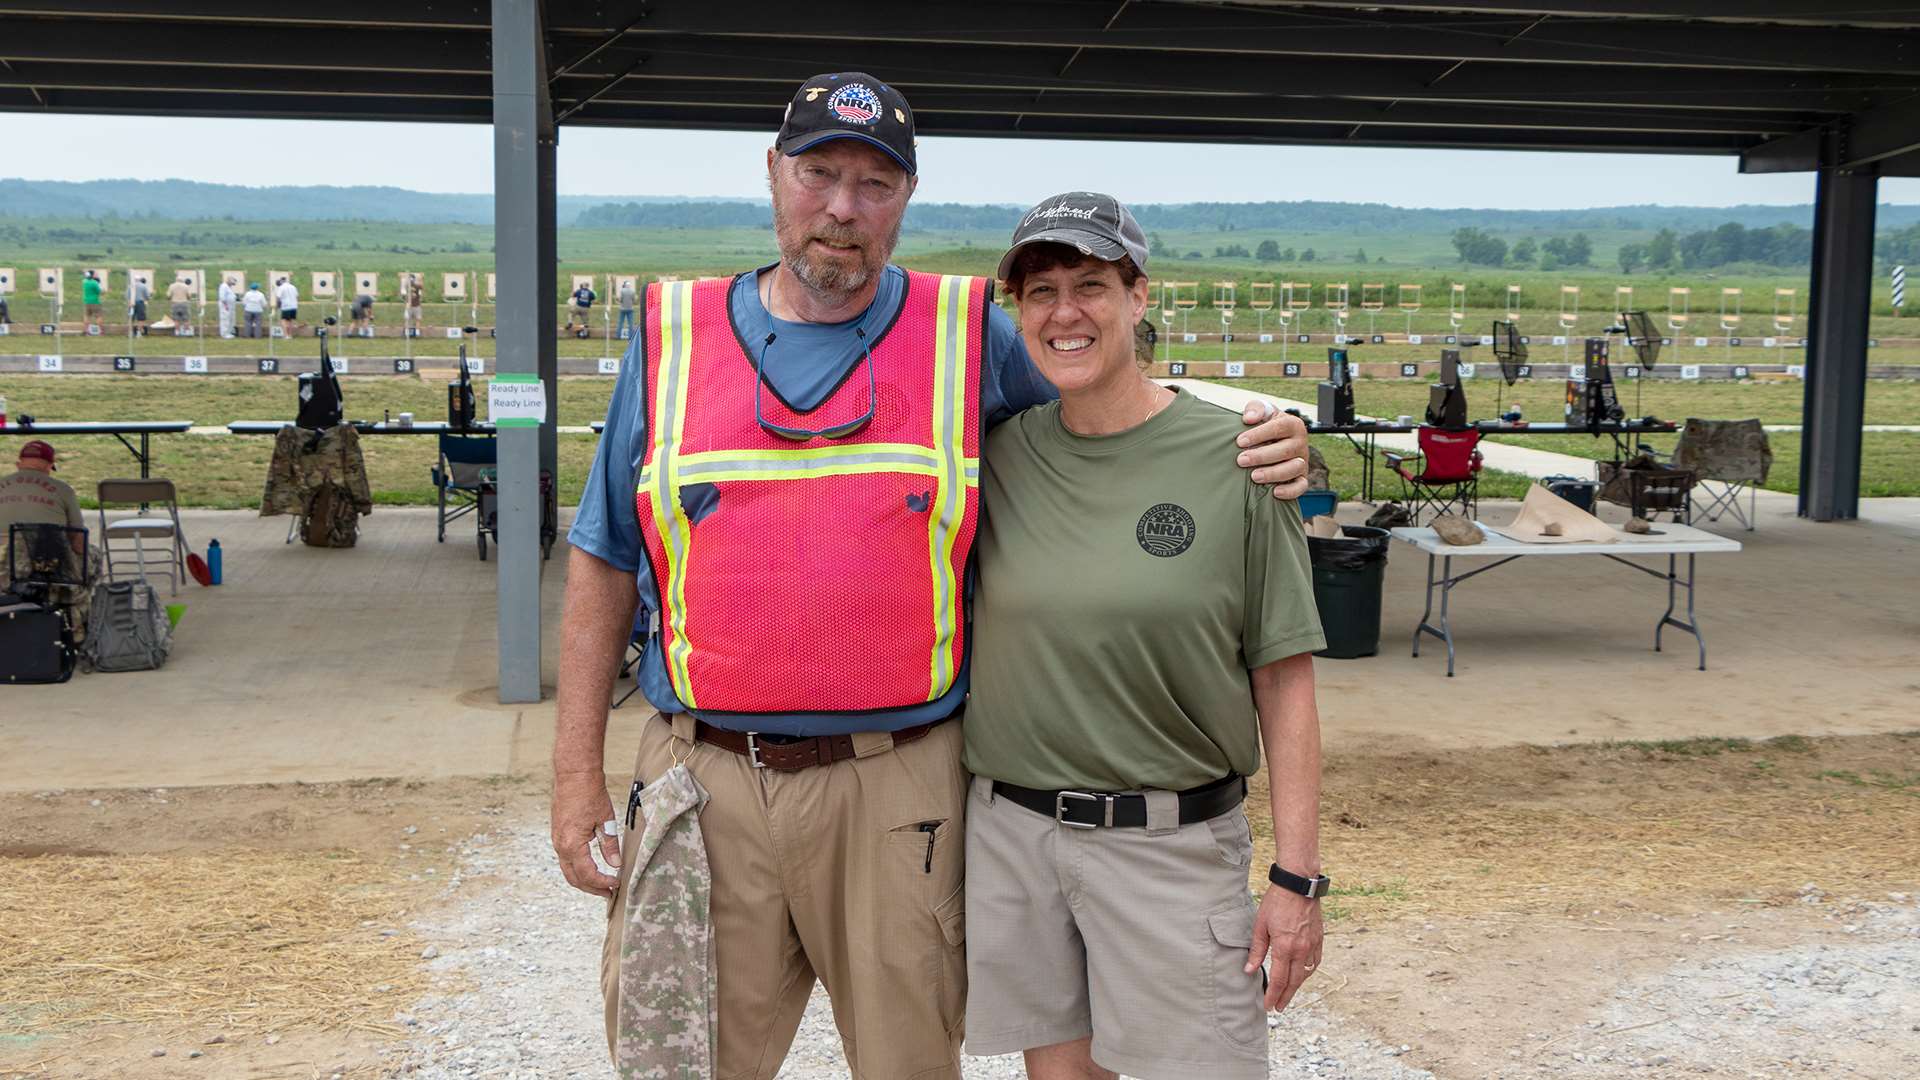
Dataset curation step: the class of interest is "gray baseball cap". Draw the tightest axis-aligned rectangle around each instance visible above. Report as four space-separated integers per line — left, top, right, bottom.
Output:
997 191 1149 281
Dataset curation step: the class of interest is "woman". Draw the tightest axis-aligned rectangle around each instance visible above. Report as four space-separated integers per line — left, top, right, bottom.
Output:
964 192 1328 1080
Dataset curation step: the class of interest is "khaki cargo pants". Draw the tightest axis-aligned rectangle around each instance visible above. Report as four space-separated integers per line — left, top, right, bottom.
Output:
603 714 969 1080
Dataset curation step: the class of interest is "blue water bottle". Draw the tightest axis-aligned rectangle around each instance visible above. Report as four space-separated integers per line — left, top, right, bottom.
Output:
207 539 223 585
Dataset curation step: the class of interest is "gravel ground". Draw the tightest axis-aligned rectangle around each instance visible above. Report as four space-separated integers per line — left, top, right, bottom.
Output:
383 821 1920 1080
1587 891 1920 1079
384 822 1437 1079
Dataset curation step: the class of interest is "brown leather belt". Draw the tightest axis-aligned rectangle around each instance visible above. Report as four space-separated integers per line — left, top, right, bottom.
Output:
678 717 944 771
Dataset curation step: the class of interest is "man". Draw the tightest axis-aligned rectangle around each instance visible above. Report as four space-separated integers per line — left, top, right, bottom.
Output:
564 279 595 336
241 282 268 339
217 276 238 339
167 276 194 335
129 275 150 336
81 271 103 333
352 290 375 337
615 277 636 340
555 73 1309 1080
274 276 300 339
404 275 423 337
0 441 85 593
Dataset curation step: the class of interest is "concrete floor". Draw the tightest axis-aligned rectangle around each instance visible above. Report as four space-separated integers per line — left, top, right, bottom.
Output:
1 506 649 792
4 471 1916 793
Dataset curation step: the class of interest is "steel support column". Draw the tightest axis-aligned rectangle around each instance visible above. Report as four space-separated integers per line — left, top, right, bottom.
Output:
1799 167 1877 521
492 0 555 702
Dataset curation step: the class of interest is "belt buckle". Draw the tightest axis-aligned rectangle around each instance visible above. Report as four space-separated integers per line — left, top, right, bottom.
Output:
1054 790 1109 830
745 732 766 769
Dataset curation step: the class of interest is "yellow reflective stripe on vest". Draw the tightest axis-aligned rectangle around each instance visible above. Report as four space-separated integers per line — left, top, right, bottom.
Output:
649 281 699 707
927 274 972 699
638 444 980 487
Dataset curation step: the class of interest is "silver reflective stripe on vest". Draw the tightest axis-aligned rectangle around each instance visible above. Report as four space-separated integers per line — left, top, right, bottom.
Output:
650 280 698 705
927 274 969 698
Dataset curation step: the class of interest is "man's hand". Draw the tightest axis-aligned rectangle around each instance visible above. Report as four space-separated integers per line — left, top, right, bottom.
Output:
552 769 621 898
1246 885 1324 1011
1237 402 1310 500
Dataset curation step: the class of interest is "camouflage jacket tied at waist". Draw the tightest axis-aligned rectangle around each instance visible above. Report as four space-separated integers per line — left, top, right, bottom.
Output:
617 763 715 1080
260 425 374 518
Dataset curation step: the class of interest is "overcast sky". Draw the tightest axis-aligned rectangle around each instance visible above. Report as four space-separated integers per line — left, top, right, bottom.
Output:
6 114 1919 209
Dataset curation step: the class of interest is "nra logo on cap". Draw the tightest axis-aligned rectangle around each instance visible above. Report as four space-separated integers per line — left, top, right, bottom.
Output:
827 84 882 126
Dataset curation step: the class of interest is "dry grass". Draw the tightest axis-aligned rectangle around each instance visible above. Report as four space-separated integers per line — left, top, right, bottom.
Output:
0 850 429 1042
1248 733 1920 922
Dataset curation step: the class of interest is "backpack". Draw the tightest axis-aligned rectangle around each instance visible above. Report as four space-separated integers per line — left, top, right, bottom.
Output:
303 482 360 548
85 580 172 673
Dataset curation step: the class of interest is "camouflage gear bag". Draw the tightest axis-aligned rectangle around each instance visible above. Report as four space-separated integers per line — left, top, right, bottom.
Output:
616 763 715 1080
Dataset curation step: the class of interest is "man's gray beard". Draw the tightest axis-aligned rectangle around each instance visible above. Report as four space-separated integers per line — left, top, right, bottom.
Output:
772 193 903 306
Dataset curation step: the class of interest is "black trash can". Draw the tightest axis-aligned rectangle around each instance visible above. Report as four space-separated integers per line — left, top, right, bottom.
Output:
1308 525 1389 659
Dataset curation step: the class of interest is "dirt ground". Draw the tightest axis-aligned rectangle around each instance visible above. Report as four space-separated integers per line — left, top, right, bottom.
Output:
4 732 1918 1080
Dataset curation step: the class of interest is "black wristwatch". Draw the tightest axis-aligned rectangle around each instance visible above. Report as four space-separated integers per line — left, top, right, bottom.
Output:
1269 863 1331 899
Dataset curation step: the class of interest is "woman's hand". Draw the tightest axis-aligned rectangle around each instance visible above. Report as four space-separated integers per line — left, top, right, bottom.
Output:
1246 884 1324 1011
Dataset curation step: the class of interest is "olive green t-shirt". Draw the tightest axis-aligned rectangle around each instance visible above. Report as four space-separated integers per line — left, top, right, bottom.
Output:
965 387 1325 792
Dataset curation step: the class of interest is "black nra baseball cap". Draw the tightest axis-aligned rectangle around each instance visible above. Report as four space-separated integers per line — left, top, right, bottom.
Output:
776 72 916 175
998 191 1151 281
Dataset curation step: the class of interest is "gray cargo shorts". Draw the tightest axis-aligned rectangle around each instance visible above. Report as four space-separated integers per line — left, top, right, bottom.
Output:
962 775 1268 1079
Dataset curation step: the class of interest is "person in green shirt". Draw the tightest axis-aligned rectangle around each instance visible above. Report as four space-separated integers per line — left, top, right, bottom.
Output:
963 193 1327 1080
81 271 102 332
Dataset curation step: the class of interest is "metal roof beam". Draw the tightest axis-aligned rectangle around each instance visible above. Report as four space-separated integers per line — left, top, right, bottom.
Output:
578 85 1812 136
548 42 1898 114
0 61 489 99
0 85 489 121
0 1 491 29
0 15 1901 116
1261 0 1920 29
1739 93 1920 172
558 98 1755 152
0 17 482 73
18 0 1912 35
1838 93 1920 168
604 2 1920 76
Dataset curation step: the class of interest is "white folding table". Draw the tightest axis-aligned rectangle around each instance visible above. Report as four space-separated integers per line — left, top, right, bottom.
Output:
1388 522 1743 676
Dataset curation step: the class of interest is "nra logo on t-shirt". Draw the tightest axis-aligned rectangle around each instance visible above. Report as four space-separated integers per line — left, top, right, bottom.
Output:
1135 503 1196 558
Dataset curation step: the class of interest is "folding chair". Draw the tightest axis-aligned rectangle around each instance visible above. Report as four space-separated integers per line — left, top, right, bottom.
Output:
432 433 497 543
97 478 187 596
1671 418 1771 531
611 608 657 710
1382 426 1482 525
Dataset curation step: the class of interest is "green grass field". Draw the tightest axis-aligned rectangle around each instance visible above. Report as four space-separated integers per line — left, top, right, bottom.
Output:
5 370 1916 507
5 214 1916 506
7 213 1919 327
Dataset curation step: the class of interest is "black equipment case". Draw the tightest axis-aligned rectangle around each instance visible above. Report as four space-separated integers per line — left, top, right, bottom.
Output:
448 344 477 430
297 328 344 430
0 600 74 683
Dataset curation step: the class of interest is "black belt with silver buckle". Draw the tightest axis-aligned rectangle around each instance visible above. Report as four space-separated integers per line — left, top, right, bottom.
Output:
992 774 1245 830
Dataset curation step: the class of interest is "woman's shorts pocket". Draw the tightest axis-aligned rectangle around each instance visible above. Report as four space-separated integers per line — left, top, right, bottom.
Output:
1205 903 1268 1051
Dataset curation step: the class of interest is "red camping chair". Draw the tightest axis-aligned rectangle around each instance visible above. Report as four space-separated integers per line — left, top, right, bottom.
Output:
1383 426 1482 524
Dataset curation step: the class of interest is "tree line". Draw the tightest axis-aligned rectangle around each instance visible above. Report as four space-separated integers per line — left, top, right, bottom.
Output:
1875 221 1920 267
1451 222 1813 273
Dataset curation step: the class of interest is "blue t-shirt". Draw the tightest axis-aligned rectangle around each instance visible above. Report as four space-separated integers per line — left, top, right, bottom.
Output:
568 264 1056 735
